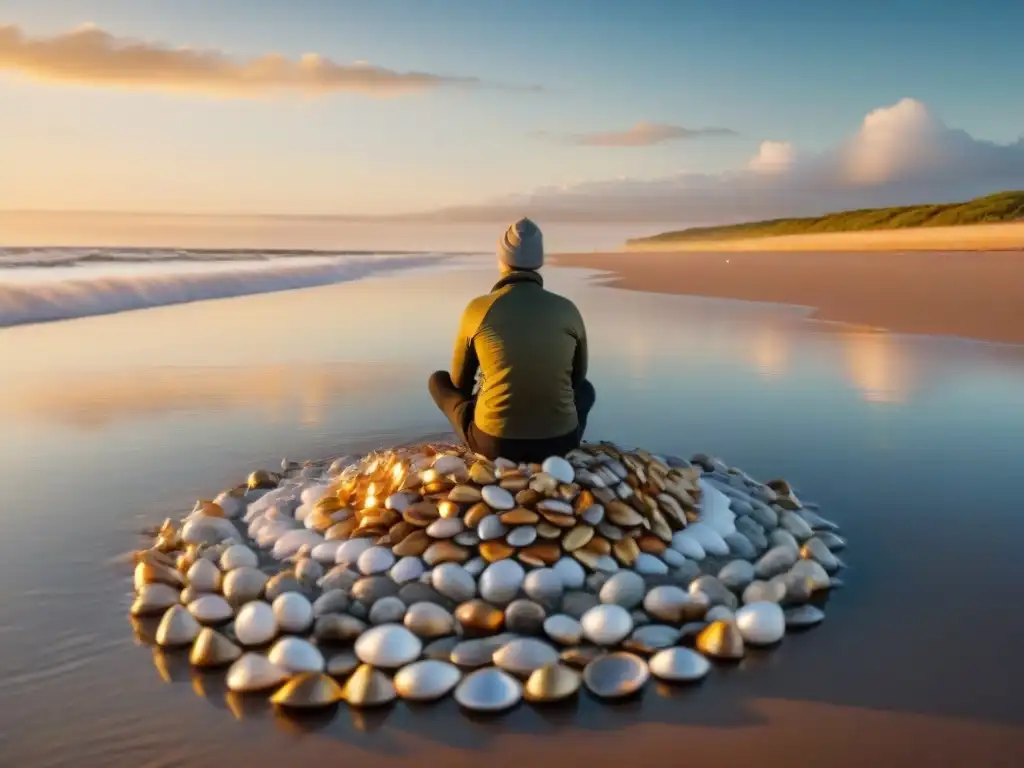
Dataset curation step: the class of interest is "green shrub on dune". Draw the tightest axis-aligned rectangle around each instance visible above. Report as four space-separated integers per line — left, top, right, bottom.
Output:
629 190 1024 245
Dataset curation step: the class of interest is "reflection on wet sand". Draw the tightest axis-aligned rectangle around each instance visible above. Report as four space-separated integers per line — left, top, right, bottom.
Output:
0 361 416 428
840 327 916 404
749 324 791 380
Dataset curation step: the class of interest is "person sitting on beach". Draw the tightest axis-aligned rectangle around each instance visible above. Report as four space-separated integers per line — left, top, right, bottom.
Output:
428 217 596 463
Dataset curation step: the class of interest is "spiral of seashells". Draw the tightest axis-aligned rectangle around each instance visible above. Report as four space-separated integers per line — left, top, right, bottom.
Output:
126 441 846 713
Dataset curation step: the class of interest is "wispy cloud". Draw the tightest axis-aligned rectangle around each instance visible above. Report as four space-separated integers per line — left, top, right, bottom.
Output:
535 121 738 147
426 99 1024 223
0 23 534 98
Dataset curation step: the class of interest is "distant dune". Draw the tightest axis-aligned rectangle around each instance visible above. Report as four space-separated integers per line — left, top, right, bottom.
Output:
627 191 1024 252
625 221 1024 252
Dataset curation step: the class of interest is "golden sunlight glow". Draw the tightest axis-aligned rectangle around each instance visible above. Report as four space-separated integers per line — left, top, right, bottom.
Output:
750 324 791 379
840 327 913 403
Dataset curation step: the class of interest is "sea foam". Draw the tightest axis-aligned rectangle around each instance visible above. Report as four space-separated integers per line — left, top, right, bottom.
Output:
0 251 459 328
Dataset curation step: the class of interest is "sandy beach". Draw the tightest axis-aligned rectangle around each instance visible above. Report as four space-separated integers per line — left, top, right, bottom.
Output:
624 221 1024 253
553 248 1024 345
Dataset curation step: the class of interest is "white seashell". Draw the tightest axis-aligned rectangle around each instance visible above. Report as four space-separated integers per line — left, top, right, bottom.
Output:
188 594 234 624
648 647 711 682
273 592 314 633
479 560 525 605
310 541 344 563
394 659 462 701
234 601 278 646
186 559 221 593
543 614 583 645
355 623 423 668
426 518 464 539
670 531 706 560
493 638 560 678
404 602 455 638
219 544 258 571
582 652 649 699
552 557 586 589
268 637 325 674
432 562 477 603
433 455 467 475
181 517 239 546
581 604 634 646
226 653 289 693
541 456 575 485
272 530 324 560
213 491 246 519
481 485 515 510
156 604 201 647
221 566 268 604
681 522 730 556
357 546 395 576
130 583 181 616
342 663 397 707
335 538 374 566
390 556 426 585
735 601 786 645
454 667 522 712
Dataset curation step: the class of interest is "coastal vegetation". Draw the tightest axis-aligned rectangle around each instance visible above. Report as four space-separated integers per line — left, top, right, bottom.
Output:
628 191 1024 245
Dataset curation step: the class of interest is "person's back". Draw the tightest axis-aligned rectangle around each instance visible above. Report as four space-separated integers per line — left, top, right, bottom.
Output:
428 218 596 462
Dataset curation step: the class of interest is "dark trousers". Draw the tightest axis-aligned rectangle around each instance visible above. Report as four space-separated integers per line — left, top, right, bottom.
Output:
427 371 596 463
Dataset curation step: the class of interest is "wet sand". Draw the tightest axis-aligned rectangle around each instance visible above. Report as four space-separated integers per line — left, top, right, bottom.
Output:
624 221 1024 253
553 249 1024 345
2 267 1023 766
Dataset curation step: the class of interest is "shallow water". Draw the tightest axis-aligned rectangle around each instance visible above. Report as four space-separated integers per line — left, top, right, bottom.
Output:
1 266 1023 766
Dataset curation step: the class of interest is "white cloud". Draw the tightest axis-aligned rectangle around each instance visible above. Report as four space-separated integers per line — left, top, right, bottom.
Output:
536 121 738 147
427 98 1024 224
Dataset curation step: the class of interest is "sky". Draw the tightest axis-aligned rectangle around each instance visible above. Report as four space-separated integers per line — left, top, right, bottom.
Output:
2 0 1024 226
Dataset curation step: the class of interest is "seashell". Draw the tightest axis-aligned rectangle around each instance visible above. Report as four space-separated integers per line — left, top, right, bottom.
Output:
184 558 221 593
582 652 649 699
181 517 239 547
272 592 314 633
542 456 575 485
789 559 831 591
454 667 522 712
427 517 465 539
536 522 563 539
313 613 367 643
455 599 505 637
326 651 360 678
643 585 708 624
134 561 184 591
403 501 441 527
755 545 799 579
599 571 646 609
562 525 594 552
354 623 423 668
342 664 397 707
479 559 525 605
524 663 581 703
718 560 756 592
447 484 482 503
506 525 537 547
469 463 497 485
221 566 268 604
156 604 202 647
433 455 467 476
800 537 840 572
537 498 574 515
784 604 825 628
696 620 745 660
481 485 515 510
735 601 785 645
404 602 455 638
226 653 289 693
295 557 323 583
392 530 430 557
188 594 234 624
357 546 396 576
268 636 325 674
552 557 586 589
385 492 415 512
670 531 706 560
190 627 242 668
270 672 344 709
543 614 583 645
423 540 470 566
477 515 509 541
130 583 181 616
742 579 786 605
625 624 681 654
389 555 425 585
312 589 349 617
493 637 560 677
271 530 324 560
219 544 257 571
580 604 634 646
529 472 559 494
394 659 462 701
264 572 305 602
500 508 539 525
464 502 492 528
648 647 711 682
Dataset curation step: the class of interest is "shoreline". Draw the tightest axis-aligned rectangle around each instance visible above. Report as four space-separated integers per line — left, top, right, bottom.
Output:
552 249 1024 345
624 221 1024 253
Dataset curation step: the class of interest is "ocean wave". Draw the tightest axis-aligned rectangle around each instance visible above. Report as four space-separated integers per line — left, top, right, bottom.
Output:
0 252 459 328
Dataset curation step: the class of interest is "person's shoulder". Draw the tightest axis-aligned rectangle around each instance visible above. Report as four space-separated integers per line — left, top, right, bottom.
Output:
541 286 584 318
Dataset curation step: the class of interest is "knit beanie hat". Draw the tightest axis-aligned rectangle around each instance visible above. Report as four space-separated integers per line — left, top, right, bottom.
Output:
497 218 544 272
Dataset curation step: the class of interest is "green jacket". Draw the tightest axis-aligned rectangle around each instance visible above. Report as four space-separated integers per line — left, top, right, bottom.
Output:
451 270 588 440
